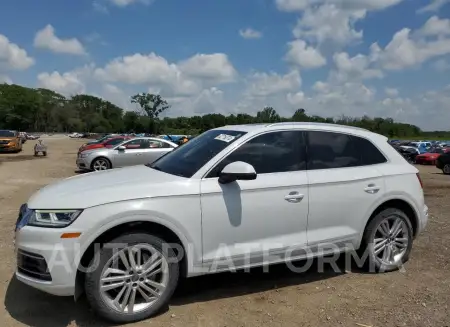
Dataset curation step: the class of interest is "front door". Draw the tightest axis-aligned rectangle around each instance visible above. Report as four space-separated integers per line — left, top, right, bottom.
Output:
113 139 152 167
200 130 309 271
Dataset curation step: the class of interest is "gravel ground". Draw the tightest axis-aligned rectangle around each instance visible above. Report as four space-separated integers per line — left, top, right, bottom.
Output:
0 137 449 327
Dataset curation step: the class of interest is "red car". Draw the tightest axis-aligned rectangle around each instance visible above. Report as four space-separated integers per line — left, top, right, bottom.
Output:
78 136 133 153
415 148 450 165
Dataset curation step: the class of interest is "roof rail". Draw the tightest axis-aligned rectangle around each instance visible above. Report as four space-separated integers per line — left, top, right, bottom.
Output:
266 121 370 131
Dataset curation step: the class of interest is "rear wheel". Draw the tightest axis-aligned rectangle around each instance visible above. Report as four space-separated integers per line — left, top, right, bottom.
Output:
443 164 450 175
85 233 180 323
361 208 413 272
92 158 111 171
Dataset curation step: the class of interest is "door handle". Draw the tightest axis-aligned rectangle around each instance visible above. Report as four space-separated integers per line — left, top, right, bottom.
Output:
135 153 143 156
364 184 380 194
284 192 304 203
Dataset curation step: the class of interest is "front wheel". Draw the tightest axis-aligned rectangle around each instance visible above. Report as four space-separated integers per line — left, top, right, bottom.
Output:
360 208 413 272
91 158 111 171
443 164 450 175
85 233 180 323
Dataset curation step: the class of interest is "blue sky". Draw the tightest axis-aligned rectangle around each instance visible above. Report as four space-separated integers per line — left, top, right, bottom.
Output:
0 0 449 130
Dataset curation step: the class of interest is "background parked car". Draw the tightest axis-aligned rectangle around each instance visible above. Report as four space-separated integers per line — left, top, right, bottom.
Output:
0 130 22 153
18 132 27 144
415 147 445 165
76 137 178 171
78 136 133 154
436 152 450 175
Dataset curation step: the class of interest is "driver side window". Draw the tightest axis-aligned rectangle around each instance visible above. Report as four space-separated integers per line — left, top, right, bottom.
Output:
206 131 306 178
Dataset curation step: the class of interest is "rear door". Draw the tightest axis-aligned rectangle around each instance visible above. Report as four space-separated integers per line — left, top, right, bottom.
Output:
305 131 387 248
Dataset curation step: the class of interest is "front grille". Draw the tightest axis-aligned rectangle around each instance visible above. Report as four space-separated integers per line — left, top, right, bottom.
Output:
0 140 9 145
17 250 52 281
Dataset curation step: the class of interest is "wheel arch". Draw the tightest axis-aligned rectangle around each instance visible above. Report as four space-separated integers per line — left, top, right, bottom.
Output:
362 197 419 244
74 219 190 301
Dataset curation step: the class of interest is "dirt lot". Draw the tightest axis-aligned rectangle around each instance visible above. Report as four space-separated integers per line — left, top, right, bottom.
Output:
0 137 449 327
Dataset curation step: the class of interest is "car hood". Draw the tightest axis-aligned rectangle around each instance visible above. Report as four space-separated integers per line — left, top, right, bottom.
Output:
27 165 191 209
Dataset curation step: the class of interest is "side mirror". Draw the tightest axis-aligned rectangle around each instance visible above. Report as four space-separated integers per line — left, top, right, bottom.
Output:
117 145 126 151
218 161 257 184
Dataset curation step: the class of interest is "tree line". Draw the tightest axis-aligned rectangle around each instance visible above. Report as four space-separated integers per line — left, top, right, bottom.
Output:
0 83 448 138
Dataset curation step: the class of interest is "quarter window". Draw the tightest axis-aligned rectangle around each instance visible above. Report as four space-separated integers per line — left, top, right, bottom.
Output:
207 131 306 177
355 137 387 165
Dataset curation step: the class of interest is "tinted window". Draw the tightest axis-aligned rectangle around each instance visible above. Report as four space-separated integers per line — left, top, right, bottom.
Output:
106 138 126 146
149 140 173 148
355 137 387 165
307 131 360 170
123 139 150 149
207 131 306 177
148 129 246 178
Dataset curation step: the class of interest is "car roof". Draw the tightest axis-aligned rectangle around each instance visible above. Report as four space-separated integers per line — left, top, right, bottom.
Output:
215 122 385 140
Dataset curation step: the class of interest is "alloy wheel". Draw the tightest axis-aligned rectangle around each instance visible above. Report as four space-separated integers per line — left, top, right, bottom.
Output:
99 244 169 314
93 159 109 171
372 216 410 267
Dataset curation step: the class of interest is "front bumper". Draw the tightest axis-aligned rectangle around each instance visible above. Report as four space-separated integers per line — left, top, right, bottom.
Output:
0 144 19 151
76 157 91 170
14 226 81 296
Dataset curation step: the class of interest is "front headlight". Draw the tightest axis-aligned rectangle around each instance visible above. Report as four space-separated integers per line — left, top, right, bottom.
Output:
80 152 91 158
28 210 82 227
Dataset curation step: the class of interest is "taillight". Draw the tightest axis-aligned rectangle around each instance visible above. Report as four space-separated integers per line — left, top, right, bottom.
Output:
416 173 423 188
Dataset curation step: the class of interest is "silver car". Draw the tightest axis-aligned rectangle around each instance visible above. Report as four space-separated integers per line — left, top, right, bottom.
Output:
76 137 178 171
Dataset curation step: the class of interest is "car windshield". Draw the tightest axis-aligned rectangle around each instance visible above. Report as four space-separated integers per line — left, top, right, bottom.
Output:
430 148 444 153
147 129 247 178
0 130 16 137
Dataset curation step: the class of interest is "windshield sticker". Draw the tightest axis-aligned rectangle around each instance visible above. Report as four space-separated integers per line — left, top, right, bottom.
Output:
215 134 236 143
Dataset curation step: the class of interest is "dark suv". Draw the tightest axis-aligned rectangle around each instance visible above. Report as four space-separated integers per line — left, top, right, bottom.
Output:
436 152 450 174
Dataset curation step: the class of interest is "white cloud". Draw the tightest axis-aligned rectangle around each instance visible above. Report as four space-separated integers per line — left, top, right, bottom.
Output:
0 34 34 70
292 4 365 46
417 0 450 13
332 52 383 81
108 0 153 6
34 25 86 55
239 28 263 39
371 27 450 70
276 0 403 12
285 39 326 68
0 74 12 84
37 71 86 95
95 52 236 93
385 87 399 97
245 70 301 98
178 53 237 83
417 16 450 36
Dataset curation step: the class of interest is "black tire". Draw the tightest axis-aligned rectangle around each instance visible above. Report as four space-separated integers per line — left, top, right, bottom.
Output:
43 151 47 156
91 157 111 171
360 208 414 273
443 164 450 175
85 233 180 323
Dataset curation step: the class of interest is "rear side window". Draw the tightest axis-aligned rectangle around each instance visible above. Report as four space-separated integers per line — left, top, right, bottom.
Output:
306 131 387 170
306 131 360 170
354 136 387 165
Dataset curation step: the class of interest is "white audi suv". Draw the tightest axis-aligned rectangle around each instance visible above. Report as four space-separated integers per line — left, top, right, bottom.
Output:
14 122 428 323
